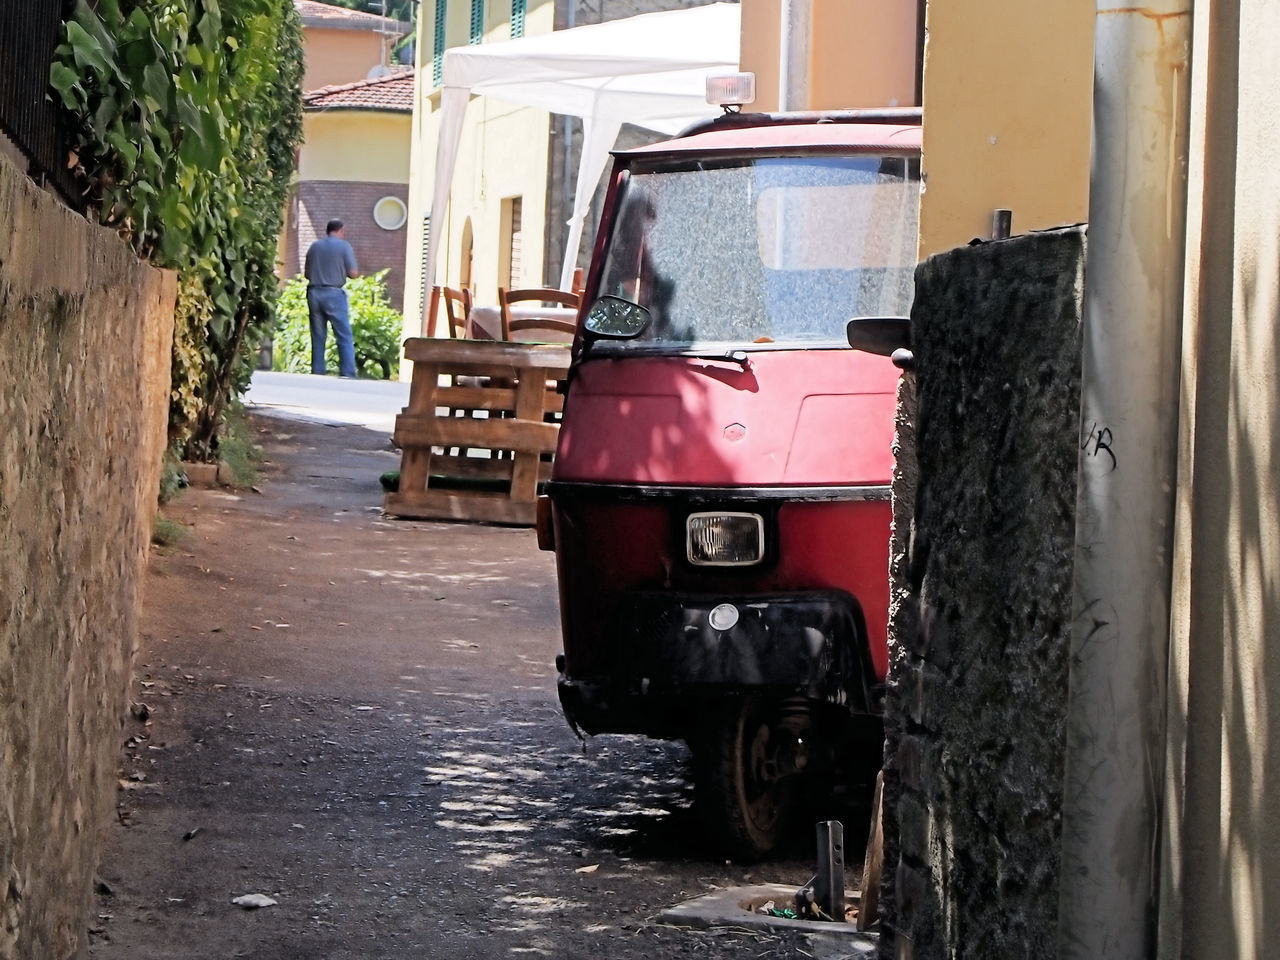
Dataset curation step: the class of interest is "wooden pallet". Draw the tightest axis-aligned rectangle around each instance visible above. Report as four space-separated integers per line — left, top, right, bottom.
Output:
385 338 571 525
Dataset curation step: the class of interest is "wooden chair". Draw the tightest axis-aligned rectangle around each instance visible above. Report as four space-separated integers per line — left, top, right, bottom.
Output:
498 287 580 342
435 286 479 455
440 285 473 339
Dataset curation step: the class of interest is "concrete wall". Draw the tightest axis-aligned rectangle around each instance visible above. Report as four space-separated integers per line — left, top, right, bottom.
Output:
0 154 175 959
300 111 411 184
880 228 1085 959
303 27 389 90
1163 2 1280 955
739 0 918 112
916 0 1092 258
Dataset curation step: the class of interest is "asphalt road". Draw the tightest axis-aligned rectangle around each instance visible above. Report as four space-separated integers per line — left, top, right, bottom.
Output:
85 411 869 959
244 371 411 433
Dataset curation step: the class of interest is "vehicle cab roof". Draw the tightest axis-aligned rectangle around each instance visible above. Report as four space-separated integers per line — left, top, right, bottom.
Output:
615 110 922 160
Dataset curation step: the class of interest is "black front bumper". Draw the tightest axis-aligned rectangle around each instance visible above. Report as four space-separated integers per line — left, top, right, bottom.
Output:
557 590 874 737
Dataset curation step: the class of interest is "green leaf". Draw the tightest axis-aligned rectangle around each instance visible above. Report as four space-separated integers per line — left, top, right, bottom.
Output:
142 61 171 109
106 129 139 172
91 95 118 139
140 138 163 172
49 62 82 106
72 0 118 60
201 110 225 152
197 12 219 50
176 97 204 142
66 21 110 76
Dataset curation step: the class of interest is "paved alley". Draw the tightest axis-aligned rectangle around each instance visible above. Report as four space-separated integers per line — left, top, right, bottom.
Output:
85 412 857 960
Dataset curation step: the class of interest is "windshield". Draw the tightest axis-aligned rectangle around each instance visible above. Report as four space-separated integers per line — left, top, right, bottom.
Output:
594 153 920 350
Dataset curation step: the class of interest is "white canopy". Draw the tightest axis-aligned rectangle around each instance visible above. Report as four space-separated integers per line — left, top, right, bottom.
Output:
421 2 740 330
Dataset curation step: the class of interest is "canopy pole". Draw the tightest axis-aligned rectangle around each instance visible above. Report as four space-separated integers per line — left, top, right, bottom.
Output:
559 116 622 292
419 85 470 336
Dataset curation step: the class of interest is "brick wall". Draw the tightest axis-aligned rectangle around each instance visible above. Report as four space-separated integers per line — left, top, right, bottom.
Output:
0 152 175 959
879 227 1085 959
289 180 409 307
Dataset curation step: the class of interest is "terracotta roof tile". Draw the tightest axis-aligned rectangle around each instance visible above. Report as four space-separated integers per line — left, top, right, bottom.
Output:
294 1 411 35
304 70 415 112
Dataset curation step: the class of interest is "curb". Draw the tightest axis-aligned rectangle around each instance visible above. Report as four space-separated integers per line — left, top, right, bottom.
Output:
660 882 879 951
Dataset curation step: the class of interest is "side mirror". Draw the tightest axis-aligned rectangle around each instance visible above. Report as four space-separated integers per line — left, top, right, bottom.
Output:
584 296 651 339
845 316 911 357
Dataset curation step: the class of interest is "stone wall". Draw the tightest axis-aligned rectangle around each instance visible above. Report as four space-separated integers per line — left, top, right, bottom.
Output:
879 228 1085 958
0 153 175 959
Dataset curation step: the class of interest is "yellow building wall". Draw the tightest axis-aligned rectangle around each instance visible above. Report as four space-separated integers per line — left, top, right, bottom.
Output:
300 112 412 184
1163 3 1280 956
739 0 918 112
436 98 551 305
303 27 389 90
917 1 1093 258
403 0 556 344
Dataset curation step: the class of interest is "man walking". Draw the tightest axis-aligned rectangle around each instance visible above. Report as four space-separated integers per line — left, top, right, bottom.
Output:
304 219 359 377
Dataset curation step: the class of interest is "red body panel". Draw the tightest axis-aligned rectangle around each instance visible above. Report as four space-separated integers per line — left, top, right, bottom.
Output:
553 498 892 682
555 350 900 486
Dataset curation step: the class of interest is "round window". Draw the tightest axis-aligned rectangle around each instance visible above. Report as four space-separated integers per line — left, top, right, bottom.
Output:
373 195 408 231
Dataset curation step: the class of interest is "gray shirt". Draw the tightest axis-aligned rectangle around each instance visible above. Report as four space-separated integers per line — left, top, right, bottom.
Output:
304 235 358 288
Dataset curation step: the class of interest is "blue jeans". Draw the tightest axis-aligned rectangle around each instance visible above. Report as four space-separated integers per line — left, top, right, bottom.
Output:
307 286 356 377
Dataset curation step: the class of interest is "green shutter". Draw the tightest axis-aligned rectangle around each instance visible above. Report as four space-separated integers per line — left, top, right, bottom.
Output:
432 0 446 85
510 0 525 38
470 0 484 44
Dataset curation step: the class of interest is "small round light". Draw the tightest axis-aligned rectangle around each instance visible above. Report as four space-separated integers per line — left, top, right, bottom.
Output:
708 603 739 632
373 195 408 230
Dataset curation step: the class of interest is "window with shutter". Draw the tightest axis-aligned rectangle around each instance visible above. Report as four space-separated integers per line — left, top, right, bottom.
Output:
507 197 523 288
432 0 446 85
470 0 484 44
418 215 431 316
510 0 525 38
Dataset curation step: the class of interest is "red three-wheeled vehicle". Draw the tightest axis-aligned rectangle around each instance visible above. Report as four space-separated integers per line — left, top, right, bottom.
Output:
538 101 921 860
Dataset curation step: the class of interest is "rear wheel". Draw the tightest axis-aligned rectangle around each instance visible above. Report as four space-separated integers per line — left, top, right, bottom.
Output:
693 697 804 861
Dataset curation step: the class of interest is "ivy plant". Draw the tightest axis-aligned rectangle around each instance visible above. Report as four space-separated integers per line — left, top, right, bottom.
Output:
51 0 304 462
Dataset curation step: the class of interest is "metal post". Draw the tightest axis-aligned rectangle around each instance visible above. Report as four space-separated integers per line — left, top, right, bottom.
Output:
778 0 811 112
559 1 576 286
1058 2 1192 956
991 208 1012 240
815 820 845 922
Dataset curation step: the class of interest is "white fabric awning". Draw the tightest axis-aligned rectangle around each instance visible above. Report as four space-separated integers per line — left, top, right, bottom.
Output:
420 2 740 330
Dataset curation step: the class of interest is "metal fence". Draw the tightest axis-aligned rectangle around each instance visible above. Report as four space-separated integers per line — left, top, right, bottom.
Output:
0 0 84 207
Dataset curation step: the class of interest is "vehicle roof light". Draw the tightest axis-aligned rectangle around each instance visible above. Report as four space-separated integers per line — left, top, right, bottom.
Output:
706 73 756 110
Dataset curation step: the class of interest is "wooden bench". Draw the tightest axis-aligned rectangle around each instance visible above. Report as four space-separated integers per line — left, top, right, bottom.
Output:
385 338 571 525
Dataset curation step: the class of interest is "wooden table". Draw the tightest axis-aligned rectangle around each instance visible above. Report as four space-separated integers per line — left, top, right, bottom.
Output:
385 338 571 526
